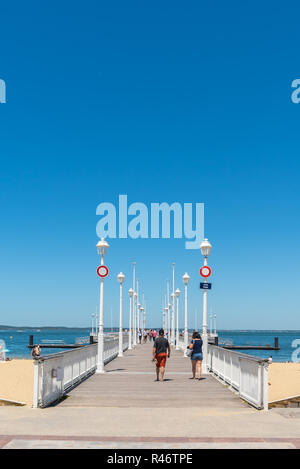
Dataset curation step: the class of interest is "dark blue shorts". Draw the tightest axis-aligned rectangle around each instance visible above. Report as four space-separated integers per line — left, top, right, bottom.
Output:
191 353 203 361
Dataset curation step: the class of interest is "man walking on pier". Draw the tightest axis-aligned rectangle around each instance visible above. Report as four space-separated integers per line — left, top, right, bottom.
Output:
152 329 170 382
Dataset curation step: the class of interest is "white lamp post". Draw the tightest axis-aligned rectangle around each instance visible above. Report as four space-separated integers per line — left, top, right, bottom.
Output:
171 293 175 345
133 292 138 346
168 303 171 340
171 263 175 346
95 311 98 335
182 273 190 357
136 279 140 338
142 291 145 330
118 272 125 357
164 307 168 331
91 313 95 335
175 288 180 350
200 238 212 373
96 237 109 374
132 263 136 346
140 306 144 331
137 303 141 339
128 288 134 350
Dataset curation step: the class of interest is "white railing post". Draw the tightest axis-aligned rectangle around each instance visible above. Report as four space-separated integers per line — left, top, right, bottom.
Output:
33 360 40 408
263 362 269 411
257 361 262 407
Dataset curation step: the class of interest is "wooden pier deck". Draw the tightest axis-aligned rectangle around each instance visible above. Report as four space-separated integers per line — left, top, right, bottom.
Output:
59 342 247 409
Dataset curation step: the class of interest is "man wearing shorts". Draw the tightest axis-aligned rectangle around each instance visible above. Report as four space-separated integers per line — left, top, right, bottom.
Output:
152 329 170 382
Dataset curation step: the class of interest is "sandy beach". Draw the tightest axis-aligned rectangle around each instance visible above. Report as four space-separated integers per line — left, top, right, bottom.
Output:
268 363 300 403
0 360 34 406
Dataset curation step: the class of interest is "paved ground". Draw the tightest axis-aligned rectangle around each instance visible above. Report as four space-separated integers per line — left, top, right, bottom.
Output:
0 343 300 449
1 437 299 449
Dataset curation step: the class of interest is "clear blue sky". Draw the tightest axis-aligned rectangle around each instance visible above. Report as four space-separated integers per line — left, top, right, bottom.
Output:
1 1 300 329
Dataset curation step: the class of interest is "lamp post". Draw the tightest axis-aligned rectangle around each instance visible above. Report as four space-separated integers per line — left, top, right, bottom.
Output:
140 306 144 331
200 238 212 373
95 308 98 335
133 292 138 346
96 237 109 374
91 313 95 335
137 303 141 340
164 294 167 330
128 288 134 350
166 280 171 340
171 263 175 346
118 272 125 357
182 273 190 357
132 262 136 346
175 288 180 350
171 293 175 345
136 279 140 338
164 307 168 331
142 291 145 330
168 303 171 340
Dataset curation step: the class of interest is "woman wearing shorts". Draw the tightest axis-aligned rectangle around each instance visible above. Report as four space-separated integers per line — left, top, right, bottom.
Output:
189 332 203 380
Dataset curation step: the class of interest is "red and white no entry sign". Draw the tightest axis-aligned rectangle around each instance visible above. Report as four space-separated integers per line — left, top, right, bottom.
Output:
97 265 109 278
200 266 212 278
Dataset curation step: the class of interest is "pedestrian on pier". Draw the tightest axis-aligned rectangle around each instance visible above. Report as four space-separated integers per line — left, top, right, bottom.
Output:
152 329 170 382
138 329 142 345
189 332 203 380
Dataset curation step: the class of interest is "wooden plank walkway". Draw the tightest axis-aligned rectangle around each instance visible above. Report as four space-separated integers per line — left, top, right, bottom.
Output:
60 342 248 409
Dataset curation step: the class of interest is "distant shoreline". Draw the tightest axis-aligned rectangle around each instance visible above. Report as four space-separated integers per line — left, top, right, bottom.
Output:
0 325 91 330
0 325 300 332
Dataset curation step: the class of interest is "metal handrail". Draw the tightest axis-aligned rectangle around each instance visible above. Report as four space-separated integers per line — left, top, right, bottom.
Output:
208 344 269 363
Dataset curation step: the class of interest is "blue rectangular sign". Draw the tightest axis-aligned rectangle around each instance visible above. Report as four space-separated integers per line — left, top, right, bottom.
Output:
200 282 212 290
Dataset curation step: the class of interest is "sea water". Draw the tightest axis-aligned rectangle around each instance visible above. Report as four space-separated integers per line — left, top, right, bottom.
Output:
218 330 300 362
0 328 299 362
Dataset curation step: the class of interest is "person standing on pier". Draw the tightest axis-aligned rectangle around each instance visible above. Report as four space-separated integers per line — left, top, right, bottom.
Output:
152 329 170 382
189 332 203 380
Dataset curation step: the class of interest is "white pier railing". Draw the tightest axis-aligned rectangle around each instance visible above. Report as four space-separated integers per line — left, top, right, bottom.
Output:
177 337 269 410
207 344 269 410
33 334 129 408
